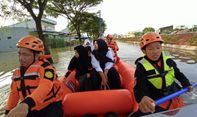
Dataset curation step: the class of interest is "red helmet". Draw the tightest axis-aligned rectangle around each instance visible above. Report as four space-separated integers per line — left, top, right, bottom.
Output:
140 32 163 49
16 35 44 52
106 34 113 40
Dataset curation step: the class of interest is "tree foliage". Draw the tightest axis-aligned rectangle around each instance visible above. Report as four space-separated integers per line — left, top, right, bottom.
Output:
47 0 103 42
192 25 197 32
134 31 143 37
69 12 106 39
143 27 155 34
0 0 29 21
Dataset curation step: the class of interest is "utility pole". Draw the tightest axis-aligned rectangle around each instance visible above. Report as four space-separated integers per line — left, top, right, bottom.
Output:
98 10 102 37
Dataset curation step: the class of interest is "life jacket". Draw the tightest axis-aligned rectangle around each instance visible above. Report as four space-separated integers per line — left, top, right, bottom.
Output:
6 57 62 111
138 53 175 90
108 41 119 54
138 53 184 109
159 96 184 110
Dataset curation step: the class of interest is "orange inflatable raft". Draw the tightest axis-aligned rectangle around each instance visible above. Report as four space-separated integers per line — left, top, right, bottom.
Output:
61 60 139 116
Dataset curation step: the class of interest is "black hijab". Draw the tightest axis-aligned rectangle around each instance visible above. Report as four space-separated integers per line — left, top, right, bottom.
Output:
73 45 91 75
74 45 89 62
93 39 113 63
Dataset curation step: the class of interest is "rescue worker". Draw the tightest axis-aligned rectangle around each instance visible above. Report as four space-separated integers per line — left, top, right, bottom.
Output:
133 32 193 116
64 45 94 91
5 36 63 117
106 34 120 62
91 39 121 90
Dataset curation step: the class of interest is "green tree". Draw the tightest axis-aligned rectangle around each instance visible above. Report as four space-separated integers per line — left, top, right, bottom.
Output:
0 0 53 62
47 0 103 43
78 12 106 39
192 25 197 32
134 31 143 37
143 27 155 34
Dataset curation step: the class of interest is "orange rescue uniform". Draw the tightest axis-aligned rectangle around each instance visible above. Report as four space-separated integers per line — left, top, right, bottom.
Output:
6 57 63 111
108 41 119 62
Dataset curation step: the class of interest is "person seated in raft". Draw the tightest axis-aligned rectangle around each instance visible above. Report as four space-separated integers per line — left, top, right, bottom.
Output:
83 37 94 52
90 38 121 90
5 36 63 117
133 32 193 116
106 34 120 63
64 45 94 92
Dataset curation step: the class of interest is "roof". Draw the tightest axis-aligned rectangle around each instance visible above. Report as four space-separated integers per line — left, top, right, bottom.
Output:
6 17 57 27
41 18 57 25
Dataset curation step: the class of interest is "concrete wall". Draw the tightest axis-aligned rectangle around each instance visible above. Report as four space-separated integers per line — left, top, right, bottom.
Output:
0 27 29 52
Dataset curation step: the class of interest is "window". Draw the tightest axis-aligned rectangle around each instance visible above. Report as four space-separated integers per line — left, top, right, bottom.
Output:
7 37 12 39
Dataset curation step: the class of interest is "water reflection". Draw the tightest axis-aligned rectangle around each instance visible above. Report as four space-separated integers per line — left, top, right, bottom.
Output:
0 71 12 88
117 42 143 66
54 50 74 76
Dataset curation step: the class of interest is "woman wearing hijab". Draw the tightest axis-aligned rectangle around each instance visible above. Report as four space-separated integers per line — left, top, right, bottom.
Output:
91 39 121 90
64 45 93 91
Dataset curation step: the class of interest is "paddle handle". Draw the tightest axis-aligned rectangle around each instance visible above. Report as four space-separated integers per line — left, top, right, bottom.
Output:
155 83 197 106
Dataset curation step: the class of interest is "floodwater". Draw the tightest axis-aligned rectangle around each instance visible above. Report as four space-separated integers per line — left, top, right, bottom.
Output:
0 41 197 116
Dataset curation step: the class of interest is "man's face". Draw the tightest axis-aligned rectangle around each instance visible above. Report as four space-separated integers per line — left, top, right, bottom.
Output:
18 48 34 67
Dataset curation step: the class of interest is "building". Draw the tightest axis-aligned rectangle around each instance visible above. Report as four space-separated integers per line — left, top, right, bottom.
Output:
0 27 29 51
8 18 56 31
0 18 57 52
159 25 173 34
122 32 135 38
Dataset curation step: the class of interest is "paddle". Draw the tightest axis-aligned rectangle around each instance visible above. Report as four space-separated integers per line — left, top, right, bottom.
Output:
155 83 197 106
128 83 197 117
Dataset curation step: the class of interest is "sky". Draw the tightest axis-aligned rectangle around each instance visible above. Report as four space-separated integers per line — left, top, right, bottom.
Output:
1 0 197 35
95 0 197 34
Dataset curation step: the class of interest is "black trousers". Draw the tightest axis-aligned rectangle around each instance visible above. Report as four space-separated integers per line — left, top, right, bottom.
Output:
91 67 121 90
27 101 63 117
77 74 95 91
76 67 121 91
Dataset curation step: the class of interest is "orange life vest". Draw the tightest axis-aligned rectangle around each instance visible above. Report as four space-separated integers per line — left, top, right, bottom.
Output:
108 41 119 62
6 58 63 111
159 96 184 110
108 41 119 54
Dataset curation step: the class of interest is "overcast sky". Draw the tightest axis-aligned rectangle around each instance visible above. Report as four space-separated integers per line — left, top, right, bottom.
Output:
97 0 197 34
1 0 197 35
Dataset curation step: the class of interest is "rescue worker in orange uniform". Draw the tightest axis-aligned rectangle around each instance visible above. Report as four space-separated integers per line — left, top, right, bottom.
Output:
5 36 63 117
106 34 120 63
133 32 193 116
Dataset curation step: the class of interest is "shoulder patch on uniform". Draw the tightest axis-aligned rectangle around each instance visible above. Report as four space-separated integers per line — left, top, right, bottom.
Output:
44 69 54 80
